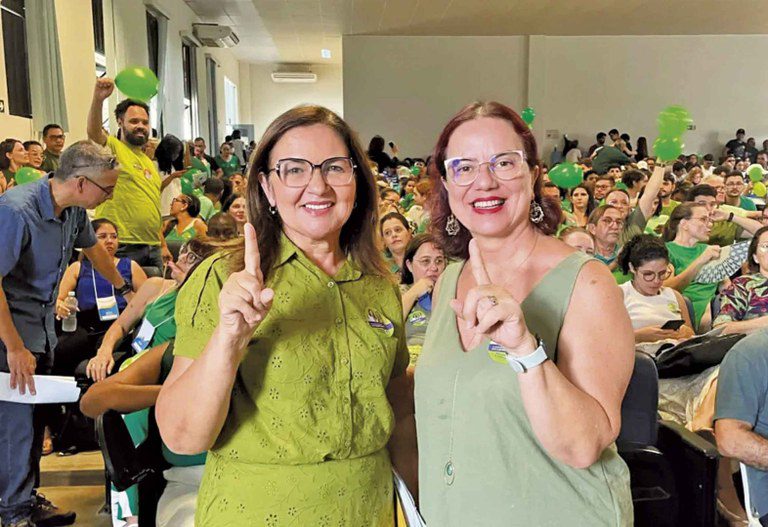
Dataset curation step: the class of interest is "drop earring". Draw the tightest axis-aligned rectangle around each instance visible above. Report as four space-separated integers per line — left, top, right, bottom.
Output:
445 214 460 236
529 200 544 224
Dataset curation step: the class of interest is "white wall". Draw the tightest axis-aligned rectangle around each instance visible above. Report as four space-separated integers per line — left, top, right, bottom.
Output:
343 34 768 161
244 63 344 141
530 35 768 159
343 36 528 158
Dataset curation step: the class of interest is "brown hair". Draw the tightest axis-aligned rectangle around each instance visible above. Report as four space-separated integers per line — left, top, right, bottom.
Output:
414 179 432 198
428 101 560 259
231 105 387 278
663 202 703 242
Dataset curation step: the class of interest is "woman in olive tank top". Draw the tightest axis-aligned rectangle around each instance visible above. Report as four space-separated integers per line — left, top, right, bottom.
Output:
414 102 635 526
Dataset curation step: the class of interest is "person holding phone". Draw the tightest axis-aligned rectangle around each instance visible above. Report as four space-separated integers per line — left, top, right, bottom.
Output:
618 234 695 345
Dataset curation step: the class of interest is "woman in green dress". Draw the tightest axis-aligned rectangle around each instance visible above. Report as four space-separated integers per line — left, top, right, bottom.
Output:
380 211 413 276
415 101 634 526
156 106 410 527
164 193 208 243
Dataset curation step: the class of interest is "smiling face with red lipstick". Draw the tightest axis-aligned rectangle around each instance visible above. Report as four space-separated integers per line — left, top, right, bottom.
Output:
442 117 536 240
259 123 357 249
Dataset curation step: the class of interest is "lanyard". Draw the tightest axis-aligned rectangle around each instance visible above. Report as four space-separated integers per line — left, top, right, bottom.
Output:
91 267 115 299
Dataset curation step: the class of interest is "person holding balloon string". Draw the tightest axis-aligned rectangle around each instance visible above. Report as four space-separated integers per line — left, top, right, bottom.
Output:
88 73 173 268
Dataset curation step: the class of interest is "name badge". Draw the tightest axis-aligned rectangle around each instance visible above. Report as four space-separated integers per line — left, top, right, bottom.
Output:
131 318 156 353
96 295 119 321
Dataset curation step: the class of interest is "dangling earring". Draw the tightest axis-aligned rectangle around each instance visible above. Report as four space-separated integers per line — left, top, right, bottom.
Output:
529 200 544 224
269 205 277 215
445 214 460 236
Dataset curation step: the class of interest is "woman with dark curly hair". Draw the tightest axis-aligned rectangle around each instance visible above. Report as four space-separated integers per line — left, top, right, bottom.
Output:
415 101 634 526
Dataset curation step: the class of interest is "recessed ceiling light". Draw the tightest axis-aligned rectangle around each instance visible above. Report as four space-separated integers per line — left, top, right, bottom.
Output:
321 49 331 59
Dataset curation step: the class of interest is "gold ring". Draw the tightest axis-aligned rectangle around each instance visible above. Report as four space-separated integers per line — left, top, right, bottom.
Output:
488 295 498 306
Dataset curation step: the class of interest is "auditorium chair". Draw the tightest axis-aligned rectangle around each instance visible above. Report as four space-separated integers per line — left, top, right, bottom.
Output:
618 351 720 526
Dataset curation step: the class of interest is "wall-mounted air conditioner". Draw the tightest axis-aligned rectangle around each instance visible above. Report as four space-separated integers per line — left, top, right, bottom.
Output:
193 24 239 48
271 72 318 83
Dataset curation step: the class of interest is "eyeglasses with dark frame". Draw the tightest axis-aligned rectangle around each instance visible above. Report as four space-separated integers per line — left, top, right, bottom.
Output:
82 176 114 197
268 157 356 188
443 150 528 186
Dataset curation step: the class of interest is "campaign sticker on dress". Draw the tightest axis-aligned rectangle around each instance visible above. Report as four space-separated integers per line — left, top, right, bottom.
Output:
487 340 509 364
367 309 395 337
407 310 427 326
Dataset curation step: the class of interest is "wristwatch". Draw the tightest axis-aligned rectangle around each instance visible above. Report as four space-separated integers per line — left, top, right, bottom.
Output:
505 335 549 373
116 278 133 296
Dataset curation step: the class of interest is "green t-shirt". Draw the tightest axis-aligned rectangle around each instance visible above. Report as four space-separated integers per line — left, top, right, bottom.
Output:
198 194 216 221
215 155 240 178
95 136 161 245
173 238 409 525
666 241 718 327
739 195 758 211
40 150 59 173
708 220 743 247
660 199 680 217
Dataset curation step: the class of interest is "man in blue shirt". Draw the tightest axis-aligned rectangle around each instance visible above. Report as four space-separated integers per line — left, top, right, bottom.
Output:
0 141 134 527
715 329 768 525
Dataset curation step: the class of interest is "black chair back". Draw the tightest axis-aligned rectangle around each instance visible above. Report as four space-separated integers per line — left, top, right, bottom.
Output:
617 351 659 448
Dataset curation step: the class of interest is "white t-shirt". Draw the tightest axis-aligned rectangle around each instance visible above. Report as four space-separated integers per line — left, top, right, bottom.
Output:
620 281 682 330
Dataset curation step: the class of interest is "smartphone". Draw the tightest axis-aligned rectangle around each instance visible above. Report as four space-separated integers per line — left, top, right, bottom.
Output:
661 319 685 331
388 141 395 148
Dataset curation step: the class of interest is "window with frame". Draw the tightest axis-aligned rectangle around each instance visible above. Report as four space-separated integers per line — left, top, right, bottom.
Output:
182 41 198 140
1 0 32 118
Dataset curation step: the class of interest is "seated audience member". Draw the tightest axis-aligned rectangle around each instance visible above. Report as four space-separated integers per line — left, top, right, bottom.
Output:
406 180 432 231
85 239 215 381
621 169 648 204
687 183 762 247
0 138 29 189
206 212 239 240
164 193 207 243
663 203 723 329
400 176 417 210
229 172 246 194
559 226 595 255
672 161 687 182
713 226 768 335
222 193 246 235
587 205 624 269
380 211 413 275
724 170 757 211
40 124 66 172
215 142 240 179
53 219 148 375
569 184 595 227
702 174 727 204
593 175 614 201
22 141 45 171
659 173 680 216
618 235 695 346
687 165 704 186
199 177 224 221
399 234 446 366
714 331 768 525
80 341 205 527
604 163 664 245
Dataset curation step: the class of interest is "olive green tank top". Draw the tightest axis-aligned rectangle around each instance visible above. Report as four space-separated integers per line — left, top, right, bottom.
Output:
414 252 633 526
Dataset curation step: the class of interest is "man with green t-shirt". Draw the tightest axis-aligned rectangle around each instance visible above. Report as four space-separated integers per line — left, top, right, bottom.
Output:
87 78 171 269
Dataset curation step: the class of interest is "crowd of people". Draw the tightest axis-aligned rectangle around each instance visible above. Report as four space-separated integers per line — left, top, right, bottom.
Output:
2 76 768 527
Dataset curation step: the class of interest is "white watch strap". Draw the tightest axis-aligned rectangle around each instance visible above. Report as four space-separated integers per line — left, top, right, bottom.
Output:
506 341 548 373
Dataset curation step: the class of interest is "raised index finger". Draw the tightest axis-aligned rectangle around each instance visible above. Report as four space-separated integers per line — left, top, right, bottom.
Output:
468 239 491 285
244 223 261 277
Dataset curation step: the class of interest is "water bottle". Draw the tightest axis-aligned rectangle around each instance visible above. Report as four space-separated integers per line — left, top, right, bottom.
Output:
62 291 78 333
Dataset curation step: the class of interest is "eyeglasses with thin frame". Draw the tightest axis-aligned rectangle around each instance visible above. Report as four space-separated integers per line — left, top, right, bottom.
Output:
638 269 672 282
757 243 768 253
689 214 714 225
82 176 114 197
443 150 528 186
599 217 625 228
269 157 356 188
415 256 447 268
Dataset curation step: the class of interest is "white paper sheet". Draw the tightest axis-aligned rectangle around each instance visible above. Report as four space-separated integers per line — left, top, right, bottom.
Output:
0 372 80 404
393 469 426 527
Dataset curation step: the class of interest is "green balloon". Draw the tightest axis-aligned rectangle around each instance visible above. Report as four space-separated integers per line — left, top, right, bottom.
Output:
410 165 420 176
653 136 683 162
549 163 582 189
115 66 159 102
747 164 764 183
521 107 536 127
14 166 42 186
754 181 767 197
657 105 692 138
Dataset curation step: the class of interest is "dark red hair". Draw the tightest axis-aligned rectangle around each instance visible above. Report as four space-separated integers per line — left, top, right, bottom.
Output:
428 101 560 259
